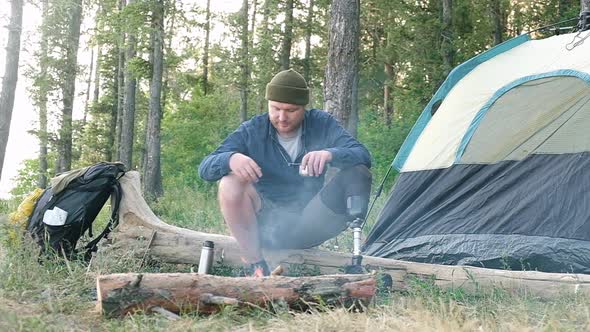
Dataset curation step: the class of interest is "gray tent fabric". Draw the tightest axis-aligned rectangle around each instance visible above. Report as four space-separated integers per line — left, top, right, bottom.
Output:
363 153 590 273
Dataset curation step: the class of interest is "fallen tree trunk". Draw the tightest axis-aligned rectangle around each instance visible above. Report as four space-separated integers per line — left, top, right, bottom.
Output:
97 273 376 317
104 172 590 297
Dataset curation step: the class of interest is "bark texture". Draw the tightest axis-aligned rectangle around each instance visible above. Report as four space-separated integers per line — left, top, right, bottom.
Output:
239 0 249 122
83 49 94 126
0 0 24 180
490 0 503 45
115 0 126 161
324 0 360 136
440 0 454 78
202 0 211 95
120 0 137 168
583 0 590 31
383 62 394 127
37 0 49 188
280 0 294 70
97 273 376 317
58 0 83 172
304 0 314 84
143 0 164 200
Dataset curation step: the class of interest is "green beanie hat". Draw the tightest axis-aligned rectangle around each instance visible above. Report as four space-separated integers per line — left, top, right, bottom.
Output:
265 69 309 105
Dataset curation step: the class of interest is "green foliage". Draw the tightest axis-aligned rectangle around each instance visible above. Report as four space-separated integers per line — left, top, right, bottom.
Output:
127 56 153 80
8 159 46 199
0 200 10 216
358 107 413 179
151 184 224 233
161 89 240 188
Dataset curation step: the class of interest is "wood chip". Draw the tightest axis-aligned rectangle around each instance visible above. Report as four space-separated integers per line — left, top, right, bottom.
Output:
271 265 284 276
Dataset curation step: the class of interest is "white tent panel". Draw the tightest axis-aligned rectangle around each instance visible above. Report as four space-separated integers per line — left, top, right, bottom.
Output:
402 32 590 172
460 76 590 163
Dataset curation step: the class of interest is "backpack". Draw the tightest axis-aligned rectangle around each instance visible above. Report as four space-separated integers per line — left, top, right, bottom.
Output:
26 162 126 260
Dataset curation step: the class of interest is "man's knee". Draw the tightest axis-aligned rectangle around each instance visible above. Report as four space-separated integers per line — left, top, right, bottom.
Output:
328 165 372 195
218 174 261 209
320 165 372 215
339 164 372 184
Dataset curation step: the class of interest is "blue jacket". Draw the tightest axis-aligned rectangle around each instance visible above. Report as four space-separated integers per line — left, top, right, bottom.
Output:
198 109 371 205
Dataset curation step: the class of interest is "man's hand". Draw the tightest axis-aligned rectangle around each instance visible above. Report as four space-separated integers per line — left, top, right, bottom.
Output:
301 150 332 177
229 153 262 183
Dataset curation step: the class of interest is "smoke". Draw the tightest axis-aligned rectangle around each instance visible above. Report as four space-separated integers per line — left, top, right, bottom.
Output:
258 165 371 250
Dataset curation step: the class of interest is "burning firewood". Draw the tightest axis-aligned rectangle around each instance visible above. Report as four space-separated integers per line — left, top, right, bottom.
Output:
96 273 376 317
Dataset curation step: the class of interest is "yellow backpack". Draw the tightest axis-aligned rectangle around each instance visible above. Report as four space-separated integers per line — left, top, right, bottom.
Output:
7 188 45 245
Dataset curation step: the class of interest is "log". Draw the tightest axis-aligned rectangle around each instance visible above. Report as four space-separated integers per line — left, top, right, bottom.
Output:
96 273 376 317
108 171 407 288
105 171 590 297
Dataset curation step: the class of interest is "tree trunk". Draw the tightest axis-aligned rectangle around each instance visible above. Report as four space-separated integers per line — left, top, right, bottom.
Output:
97 273 376 317
120 0 138 169
490 0 503 45
37 0 49 188
440 0 454 78
250 0 257 56
161 0 176 110
280 0 294 70
58 0 83 173
323 0 360 136
0 0 24 181
256 0 274 113
582 0 590 31
103 171 590 299
83 48 94 127
304 0 314 85
115 0 126 162
202 0 211 95
143 0 164 201
93 45 101 105
108 70 118 162
102 0 114 162
383 62 394 127
239 0 249 123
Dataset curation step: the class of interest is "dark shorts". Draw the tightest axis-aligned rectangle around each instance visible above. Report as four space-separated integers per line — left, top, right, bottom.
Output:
256 165 371 249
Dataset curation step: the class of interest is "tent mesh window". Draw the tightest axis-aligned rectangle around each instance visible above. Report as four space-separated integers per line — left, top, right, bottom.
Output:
460 76 590 164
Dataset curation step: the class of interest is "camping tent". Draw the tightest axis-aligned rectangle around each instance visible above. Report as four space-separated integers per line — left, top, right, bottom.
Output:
363 31 590 273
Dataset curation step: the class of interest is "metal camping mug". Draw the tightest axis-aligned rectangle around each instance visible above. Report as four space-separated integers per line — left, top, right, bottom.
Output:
299 165 311 177
197 240 215 274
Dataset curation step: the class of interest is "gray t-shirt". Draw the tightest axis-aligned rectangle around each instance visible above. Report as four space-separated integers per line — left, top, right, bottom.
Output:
277 126 302 162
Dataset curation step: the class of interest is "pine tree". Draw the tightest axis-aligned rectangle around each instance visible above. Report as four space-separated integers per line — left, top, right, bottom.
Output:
57 0 83 172
119 0 139 169
202 0 211 95
144 0 164 200
324 0 360 136
280 0 294 70
239 0 249 122
0 0 24 180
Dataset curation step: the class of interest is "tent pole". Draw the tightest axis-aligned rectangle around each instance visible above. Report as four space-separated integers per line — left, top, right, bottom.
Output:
360 164 394 231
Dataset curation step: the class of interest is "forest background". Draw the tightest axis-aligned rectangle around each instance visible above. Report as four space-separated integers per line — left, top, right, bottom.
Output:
1 1 590 330
0 0 582 202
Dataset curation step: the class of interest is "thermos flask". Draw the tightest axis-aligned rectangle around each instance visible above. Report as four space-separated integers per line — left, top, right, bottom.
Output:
197 241 214 274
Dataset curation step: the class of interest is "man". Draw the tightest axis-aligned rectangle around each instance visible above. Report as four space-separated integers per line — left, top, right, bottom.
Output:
199 69 372 276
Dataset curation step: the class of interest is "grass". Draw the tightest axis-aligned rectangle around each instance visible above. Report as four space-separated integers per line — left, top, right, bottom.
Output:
2 188 590 331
